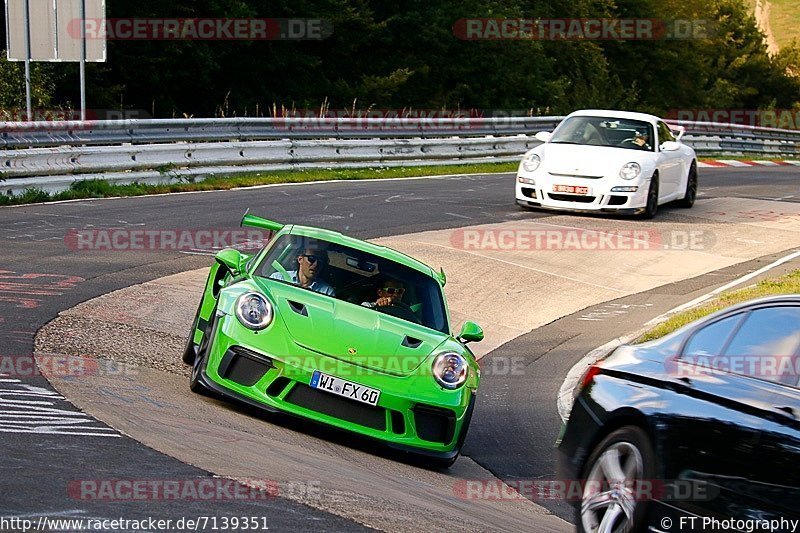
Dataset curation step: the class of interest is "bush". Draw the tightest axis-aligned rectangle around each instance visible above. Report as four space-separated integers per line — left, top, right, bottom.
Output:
16 188 51 203
69 179 114 196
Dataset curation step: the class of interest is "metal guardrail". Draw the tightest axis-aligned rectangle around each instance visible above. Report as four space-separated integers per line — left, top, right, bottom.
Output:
0 117 564 148
0 116 797 195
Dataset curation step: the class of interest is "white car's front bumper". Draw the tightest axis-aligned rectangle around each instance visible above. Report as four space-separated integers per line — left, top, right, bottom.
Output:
514 171 651 214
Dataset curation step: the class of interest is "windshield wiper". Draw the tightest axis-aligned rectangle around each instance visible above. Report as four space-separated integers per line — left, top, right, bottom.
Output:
549 141 584 145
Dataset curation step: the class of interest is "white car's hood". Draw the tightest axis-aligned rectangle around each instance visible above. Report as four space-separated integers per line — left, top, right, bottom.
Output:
538 143 651 176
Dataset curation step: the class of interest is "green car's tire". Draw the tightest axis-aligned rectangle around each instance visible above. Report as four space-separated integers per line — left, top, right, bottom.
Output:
427 393 476 469
189 307 216 396
182 300 204 366
184 266 228 366
189 344 211 396
430 452 459 469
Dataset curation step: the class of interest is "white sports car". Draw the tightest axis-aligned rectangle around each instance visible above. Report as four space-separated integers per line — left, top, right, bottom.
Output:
514 109 697 218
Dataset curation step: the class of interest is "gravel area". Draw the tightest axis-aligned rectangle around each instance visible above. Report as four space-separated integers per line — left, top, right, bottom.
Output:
36 314 191 376
34 269 208 377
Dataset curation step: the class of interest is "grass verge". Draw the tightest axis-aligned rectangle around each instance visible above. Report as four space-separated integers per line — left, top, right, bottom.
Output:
636 269 800 343
0 162 517 206
769 0 800 49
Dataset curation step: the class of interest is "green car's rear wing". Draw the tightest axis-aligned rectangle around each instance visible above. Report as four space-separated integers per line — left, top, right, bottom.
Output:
241 213 284 232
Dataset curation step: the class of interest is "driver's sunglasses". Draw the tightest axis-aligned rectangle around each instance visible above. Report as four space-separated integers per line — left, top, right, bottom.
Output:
301 254 326 264
381 287 405 295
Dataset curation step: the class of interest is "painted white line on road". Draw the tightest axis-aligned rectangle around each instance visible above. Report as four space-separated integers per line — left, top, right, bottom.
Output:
557 247 800 423
0 380 121 437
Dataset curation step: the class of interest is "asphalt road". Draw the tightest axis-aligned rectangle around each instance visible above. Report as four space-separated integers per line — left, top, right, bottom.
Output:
1 166 798 528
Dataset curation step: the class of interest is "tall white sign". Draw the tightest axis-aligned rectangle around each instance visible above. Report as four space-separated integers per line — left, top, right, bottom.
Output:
5 0 107 120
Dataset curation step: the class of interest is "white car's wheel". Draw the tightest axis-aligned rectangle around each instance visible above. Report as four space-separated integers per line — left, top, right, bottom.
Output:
640 175 659 219
678 162 698 208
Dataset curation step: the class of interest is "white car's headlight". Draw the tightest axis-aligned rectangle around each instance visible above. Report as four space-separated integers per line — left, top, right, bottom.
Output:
235 292 273 330
619 162 641 180
432 352 468 389
522 153 541 173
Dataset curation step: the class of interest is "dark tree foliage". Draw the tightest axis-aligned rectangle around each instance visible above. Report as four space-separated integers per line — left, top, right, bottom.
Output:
2 0 798 117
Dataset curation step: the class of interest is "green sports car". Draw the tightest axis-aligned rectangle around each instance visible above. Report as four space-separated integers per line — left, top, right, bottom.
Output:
183 213 484 467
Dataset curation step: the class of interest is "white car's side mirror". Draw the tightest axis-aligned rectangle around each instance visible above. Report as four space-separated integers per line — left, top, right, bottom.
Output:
660 141 680 151
535 131 552 142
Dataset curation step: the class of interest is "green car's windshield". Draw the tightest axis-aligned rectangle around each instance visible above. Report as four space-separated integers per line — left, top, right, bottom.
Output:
255 234 449 334
550 116 655 152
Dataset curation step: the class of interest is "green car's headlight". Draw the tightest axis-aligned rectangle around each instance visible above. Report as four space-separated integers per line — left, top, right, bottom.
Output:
235 292 273 330
432 352 468 389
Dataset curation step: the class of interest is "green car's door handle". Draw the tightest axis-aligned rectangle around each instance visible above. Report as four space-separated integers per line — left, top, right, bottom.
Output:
401 336 423 348
287 300 308 317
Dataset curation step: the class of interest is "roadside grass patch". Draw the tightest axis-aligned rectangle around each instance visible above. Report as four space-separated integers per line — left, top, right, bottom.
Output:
636 269 800 343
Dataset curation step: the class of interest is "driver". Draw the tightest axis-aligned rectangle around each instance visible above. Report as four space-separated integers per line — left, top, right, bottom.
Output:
361 278 405 309
631 131 649 148
270 246 336 296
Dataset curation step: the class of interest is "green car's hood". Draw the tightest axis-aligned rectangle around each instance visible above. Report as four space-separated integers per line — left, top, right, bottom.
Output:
255 278 450 376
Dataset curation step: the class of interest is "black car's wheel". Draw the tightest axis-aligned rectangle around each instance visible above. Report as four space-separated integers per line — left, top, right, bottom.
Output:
677 162 698 208
578 426 655 533
641 176 659 219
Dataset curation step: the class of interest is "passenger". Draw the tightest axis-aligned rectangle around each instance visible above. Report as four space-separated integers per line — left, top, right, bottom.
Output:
362 279 405 308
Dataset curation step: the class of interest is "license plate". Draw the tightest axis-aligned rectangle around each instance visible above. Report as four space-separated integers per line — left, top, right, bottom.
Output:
310 371 381 406
553 184 589 195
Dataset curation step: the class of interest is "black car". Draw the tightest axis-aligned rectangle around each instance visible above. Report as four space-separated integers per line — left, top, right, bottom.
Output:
558 295 800 533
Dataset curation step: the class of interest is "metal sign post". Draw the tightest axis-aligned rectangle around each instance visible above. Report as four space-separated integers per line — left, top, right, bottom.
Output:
22 0 31 121
5 0 106 122
79 0 86 121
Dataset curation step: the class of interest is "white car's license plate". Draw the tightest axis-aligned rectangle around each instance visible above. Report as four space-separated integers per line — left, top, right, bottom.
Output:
553 184 590 195
310 371 381 406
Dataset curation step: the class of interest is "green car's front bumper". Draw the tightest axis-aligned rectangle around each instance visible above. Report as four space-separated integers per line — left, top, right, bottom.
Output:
197 312 477 459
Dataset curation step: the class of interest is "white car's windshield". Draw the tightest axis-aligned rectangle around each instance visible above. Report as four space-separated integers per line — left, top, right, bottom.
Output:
550 116 655 152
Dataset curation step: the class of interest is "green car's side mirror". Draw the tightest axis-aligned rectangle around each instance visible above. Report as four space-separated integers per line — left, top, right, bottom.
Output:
458 321 484 344
215 248 244 276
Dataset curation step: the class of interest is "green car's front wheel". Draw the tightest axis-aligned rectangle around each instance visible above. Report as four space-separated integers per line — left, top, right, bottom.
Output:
189 308 216 397
189 350 211 396
182 295 204 365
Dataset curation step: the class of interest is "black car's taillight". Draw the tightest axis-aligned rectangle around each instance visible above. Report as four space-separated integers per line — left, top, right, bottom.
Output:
574 364 603 399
